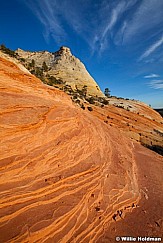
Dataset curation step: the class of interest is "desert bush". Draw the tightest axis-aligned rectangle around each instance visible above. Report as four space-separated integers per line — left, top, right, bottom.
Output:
19 58 25 62
34 67 43 78
75 86 87 98
42 61 48 72
81 104 85 110
87 106 93 111
116 105 124 109
47 76 64 85
0 44 17 58
82 85 87 97
75 99 80 104
86 96 95 104
102 99 109 105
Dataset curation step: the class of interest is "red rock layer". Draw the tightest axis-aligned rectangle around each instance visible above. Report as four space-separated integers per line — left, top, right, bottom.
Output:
0 56 162 242
90 101 163 148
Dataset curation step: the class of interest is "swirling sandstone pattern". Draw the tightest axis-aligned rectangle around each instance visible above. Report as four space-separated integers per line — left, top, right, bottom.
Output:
91 99 163 150
0 56 162 242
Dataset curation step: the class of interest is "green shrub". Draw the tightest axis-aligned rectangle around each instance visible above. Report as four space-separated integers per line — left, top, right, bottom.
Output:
19 58 25 62
86 96 95 104
104 88 110 97
42 61 48 72
0 44 17 58
87 106 93 111
47 76 64 85
81 104 85 110
102 99 109 105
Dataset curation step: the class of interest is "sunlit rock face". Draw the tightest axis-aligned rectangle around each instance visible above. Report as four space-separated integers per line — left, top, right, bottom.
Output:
0 53 162 242
16 46 104 97
90 97 163 152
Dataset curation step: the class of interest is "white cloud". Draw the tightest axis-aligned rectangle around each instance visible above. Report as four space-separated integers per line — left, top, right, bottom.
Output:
24 0 66 44
114 21 127 46
123 0 163 43
23 0 163 55
92 1 128 53
148 80 163 89
24 0 96 47
139 35 163 61
144 73 160 78
24 0 129 53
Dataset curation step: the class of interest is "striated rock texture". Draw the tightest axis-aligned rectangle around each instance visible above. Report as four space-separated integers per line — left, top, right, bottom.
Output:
16 46 104 97
89 97 163 153
16 46 163 152
0 52 163 242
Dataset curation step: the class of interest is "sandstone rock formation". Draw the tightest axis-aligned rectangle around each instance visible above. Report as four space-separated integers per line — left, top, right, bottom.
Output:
16 46 104 97
16 46 163 152
87 97 163 155
0 52 163 242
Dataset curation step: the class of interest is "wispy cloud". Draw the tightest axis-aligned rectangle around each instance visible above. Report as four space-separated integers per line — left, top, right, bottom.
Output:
148 80 163 89
92 1 129 53
139 35 163 61
24 0 67 44
123 0 163 44
24 0 97 46
24 0 127 53
23 0 163 55
144 73 160 78
114 21 127 46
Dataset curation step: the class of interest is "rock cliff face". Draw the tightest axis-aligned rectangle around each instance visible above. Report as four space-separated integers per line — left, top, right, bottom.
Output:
16 46 104 97
0 52 163 242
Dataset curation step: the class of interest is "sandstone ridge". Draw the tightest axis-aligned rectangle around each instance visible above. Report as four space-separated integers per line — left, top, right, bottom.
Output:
90 97 163 154
16 46 104 97
0 52 163 242
3 45 163 153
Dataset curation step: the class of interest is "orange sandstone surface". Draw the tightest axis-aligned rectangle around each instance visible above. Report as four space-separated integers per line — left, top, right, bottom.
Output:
86 99 163 149
0 56 163 242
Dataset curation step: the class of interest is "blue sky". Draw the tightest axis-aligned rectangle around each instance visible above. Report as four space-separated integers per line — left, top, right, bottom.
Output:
0 0 163 108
